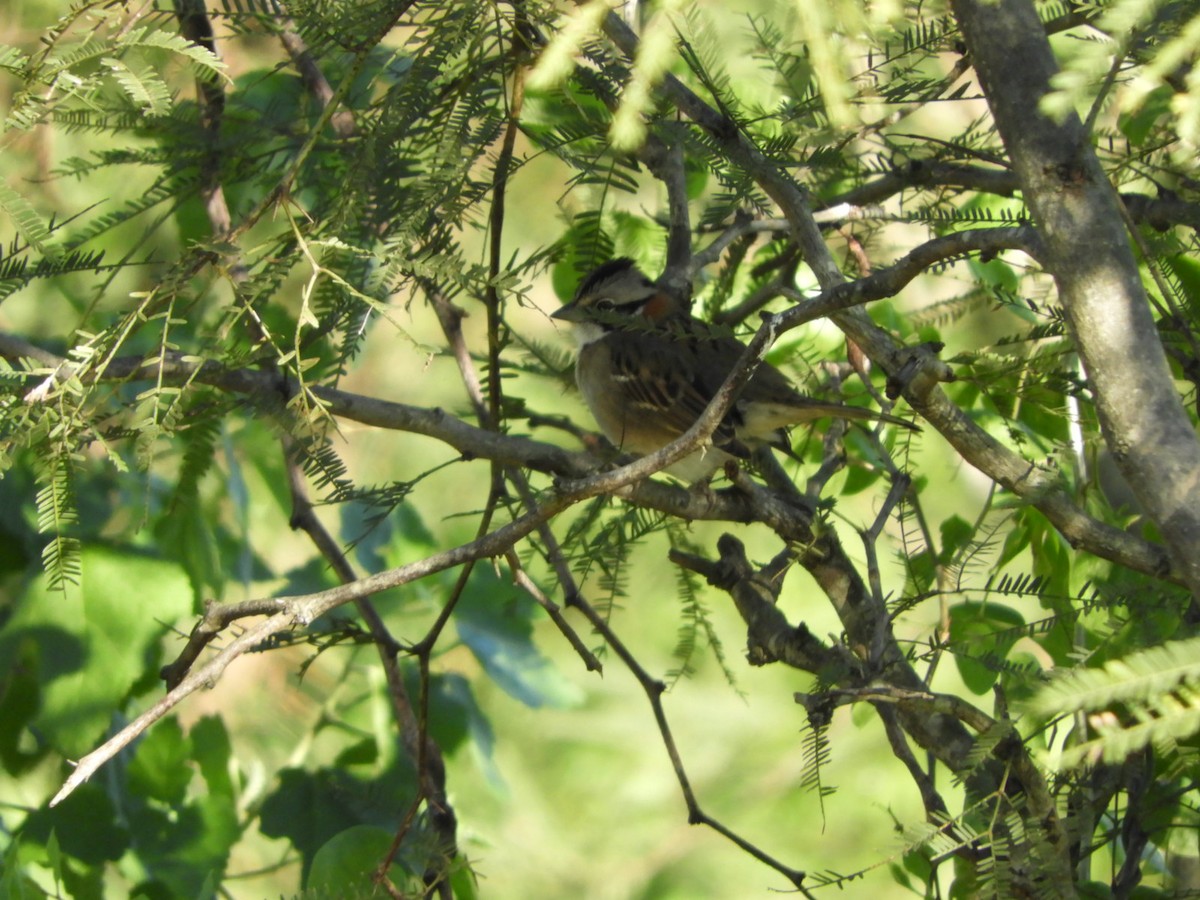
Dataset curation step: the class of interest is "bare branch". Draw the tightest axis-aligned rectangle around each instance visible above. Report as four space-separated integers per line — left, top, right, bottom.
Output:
644 135 694 297
818 162 1200 234
52 495 573 807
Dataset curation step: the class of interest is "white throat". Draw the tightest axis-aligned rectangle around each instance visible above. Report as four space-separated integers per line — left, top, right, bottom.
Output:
567 320 607 348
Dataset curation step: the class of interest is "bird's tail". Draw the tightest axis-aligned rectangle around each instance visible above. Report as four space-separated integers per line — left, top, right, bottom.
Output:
746 399 921 435
825 403 921 433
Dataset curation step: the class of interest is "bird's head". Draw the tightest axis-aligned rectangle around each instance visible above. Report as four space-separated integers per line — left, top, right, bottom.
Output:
552 259 677 346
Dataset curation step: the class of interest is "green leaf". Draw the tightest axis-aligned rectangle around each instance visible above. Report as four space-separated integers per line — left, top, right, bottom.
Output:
1030 634 1200 716
0 180 60 262
939 515 974 564
190 716 235 800
0 655 45 774
124 28 227 78
404 670 500 785
1164 253 1200 321
100 57 171 115
0 43 29 75
154 495 224 605
260 766 418 874
43 831 63 897
261 769 364 861
947 601 1026 694
1028 636 1200 769
995 510 1032 570
610 10 680 151
124 791 236 898
454 567 583 709
19 785 129 866
0 547 192 757
307 825 409 893
1120 85 1174 145
527 0 612 91
449 863 481 900
340 498 398 573
839 461 883 496
128 717 193 805
1 838 51 899
119 716 241 895
333 738 379 768
34 453 80 591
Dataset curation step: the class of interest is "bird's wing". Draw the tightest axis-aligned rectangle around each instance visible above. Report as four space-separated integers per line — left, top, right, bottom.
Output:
604 324 748 455
680 322 921 434
605 316 918 451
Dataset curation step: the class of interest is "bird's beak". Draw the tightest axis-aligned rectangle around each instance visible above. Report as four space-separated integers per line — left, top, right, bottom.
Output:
551 303 584 323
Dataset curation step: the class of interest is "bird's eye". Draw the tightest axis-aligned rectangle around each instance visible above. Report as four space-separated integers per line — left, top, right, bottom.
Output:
594 298 616 312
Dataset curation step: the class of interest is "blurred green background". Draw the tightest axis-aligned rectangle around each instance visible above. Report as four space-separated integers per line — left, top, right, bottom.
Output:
3 0 1166 897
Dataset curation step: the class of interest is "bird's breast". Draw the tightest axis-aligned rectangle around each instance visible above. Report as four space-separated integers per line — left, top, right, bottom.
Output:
576 339 641 449
574 338 730 481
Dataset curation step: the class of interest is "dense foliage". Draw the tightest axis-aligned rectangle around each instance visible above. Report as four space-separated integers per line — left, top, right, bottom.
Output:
2 0 1200 897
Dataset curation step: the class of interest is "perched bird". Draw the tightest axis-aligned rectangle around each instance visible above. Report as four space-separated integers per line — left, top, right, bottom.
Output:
552 258 918 482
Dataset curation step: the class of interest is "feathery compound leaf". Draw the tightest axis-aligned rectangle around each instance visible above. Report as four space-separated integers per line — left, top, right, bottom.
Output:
1030 636 1200 715
610 3 681 151
35 453 81 590
664 523 737 688
121 27 227 78
0 180 61 262
527 0 612 91
100 57 173 115
1027 635 1200 768
1042 0 1189 121
799 716 835 828
45 26 226 82
0 43 29 74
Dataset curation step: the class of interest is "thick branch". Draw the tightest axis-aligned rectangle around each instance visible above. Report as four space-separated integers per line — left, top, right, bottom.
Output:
951 0 1200 598
820 162 1200 234
670 537 863 678
676 533 980 772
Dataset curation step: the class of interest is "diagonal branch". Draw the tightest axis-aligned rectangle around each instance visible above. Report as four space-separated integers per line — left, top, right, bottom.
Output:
50 494 574 808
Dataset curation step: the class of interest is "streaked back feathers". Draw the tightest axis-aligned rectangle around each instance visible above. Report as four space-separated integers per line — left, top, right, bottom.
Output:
553 259 919 481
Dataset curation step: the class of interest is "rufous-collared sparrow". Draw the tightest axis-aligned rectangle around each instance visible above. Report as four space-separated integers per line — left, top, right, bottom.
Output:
552 258 917 482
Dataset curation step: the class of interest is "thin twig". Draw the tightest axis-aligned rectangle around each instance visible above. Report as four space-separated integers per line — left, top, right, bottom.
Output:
52 496 576 807
877 704 950 823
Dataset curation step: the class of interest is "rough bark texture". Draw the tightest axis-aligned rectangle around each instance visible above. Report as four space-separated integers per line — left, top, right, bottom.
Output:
951 0 1200 598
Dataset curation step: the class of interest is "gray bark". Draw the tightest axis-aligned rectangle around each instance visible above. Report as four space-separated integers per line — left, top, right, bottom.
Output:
951 0 1200 598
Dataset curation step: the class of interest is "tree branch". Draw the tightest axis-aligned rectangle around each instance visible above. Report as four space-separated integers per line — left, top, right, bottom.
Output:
817 161 1200 235
51 495 574 808
951 0 1200 599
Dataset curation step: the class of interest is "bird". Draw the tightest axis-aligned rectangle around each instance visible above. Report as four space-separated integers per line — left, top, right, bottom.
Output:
552 258 918 483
